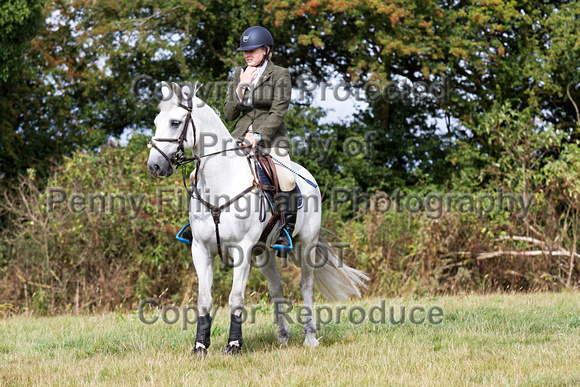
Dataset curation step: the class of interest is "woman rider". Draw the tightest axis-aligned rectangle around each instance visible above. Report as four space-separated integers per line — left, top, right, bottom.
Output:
223 26 298 252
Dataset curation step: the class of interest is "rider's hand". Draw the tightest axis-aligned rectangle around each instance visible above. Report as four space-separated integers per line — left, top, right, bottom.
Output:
239 66 258 85
244 132 259 148
236 67 258 101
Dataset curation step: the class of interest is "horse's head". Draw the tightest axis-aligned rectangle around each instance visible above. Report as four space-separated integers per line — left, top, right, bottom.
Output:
147 82 198 178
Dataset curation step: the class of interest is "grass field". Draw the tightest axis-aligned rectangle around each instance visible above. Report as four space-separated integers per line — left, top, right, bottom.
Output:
1 292 580 386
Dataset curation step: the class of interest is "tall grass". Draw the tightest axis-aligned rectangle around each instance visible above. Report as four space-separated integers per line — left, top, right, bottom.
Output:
1 293 579 385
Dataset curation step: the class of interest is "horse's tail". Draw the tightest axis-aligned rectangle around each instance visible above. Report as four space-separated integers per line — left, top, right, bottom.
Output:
313 235 369 301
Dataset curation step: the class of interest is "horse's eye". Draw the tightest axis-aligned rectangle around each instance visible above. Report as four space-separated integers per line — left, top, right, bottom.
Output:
170 120 181 128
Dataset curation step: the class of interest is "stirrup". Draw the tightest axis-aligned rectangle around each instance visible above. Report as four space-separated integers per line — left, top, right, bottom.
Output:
272 228 293 252
176 223 192 246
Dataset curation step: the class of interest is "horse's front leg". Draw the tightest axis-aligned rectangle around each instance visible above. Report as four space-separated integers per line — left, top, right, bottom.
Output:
223 242 252 355
191 241 214 356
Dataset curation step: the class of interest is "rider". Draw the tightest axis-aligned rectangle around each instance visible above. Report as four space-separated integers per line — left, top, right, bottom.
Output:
223 26 298 252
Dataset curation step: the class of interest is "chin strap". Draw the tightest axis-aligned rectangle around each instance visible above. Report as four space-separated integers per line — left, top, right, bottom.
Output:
257 46 270 67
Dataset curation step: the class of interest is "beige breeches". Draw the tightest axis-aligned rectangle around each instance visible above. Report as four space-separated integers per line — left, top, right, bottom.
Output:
266 147 296 192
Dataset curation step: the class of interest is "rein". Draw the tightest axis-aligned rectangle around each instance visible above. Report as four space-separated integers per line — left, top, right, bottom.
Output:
148 100 267 268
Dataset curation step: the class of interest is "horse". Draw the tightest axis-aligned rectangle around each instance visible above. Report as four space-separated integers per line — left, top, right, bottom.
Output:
146 81 368 355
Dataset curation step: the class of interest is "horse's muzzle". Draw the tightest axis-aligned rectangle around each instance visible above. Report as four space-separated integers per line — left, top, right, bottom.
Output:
147 157 174 178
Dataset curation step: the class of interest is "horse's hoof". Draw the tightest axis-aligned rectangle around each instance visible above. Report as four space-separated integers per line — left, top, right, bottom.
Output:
223 340 242 356
303 336 319 347
191 342 208 357
277 328 290 346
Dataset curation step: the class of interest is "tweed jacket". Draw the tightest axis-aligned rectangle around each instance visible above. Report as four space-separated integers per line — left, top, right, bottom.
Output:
223 61 291 149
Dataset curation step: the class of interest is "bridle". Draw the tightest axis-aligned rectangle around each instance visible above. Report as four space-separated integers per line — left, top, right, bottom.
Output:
147 96 197 172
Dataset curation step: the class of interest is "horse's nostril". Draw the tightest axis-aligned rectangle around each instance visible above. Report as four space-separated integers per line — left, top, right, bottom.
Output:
148 163 161 176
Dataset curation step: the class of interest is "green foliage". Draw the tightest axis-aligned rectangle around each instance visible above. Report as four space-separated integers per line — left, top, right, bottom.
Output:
337 196 580 295
0 0 43 84
2 0 579 189
0 135 301 313
1 122 579 315
269 0 580 190
285 106 359 195
1 138 187 313
0 0 44 182
446 101 580 222
544 143 580 210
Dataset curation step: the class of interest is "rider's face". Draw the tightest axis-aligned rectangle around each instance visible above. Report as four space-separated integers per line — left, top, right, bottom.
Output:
243 47 267 67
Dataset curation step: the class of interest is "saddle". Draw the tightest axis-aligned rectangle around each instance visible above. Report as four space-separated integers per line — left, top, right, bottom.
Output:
176 146 303 257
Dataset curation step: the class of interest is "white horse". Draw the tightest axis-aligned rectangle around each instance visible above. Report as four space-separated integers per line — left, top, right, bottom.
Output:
147 82 367 355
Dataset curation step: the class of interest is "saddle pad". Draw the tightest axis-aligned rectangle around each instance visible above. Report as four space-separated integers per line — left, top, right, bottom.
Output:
256 163 303 211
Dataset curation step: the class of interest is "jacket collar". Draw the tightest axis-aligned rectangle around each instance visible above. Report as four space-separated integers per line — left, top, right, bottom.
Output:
255 61 274 88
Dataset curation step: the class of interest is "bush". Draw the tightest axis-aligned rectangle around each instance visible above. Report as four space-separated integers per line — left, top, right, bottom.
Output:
1 116 579 316
0 136 276 315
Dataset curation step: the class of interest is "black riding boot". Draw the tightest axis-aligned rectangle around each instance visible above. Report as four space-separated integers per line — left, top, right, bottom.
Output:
273 185 299 252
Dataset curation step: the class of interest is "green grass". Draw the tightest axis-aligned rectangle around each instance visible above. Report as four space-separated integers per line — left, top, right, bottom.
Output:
1 292 579 386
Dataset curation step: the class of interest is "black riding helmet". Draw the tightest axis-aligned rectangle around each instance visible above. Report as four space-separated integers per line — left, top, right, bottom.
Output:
237 26 274 51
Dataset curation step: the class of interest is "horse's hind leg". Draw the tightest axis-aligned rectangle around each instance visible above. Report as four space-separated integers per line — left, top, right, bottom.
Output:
256 250 290 346
298 238 319 347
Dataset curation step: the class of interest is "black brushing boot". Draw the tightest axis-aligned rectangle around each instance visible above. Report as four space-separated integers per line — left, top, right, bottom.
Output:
191 314 212 356
223 313 243 355
272 185 299 254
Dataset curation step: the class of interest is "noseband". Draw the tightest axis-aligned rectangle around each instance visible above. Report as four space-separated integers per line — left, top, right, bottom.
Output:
148 97 197 172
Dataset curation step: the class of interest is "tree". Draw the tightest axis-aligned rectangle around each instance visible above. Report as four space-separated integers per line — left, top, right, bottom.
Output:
267 0 580 192
0 0 44 84
2 0 579 194
0 0 44 180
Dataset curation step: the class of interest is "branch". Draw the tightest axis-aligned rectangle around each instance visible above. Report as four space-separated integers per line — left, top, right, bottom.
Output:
116 6 179 28
206 39 228 64
497 235 547 248
540 271 567 285
567 82 580 126
523 219 545 240
440 248 580 270
15 270 54 290
475 250 577 260
440 251 470 259
567 233 578 287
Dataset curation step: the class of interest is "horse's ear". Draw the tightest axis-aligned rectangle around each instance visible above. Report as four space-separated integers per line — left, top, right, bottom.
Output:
181 81 194 102
172 82 183 101
181 81 203 99
194 81 204 96
160 81 173 101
